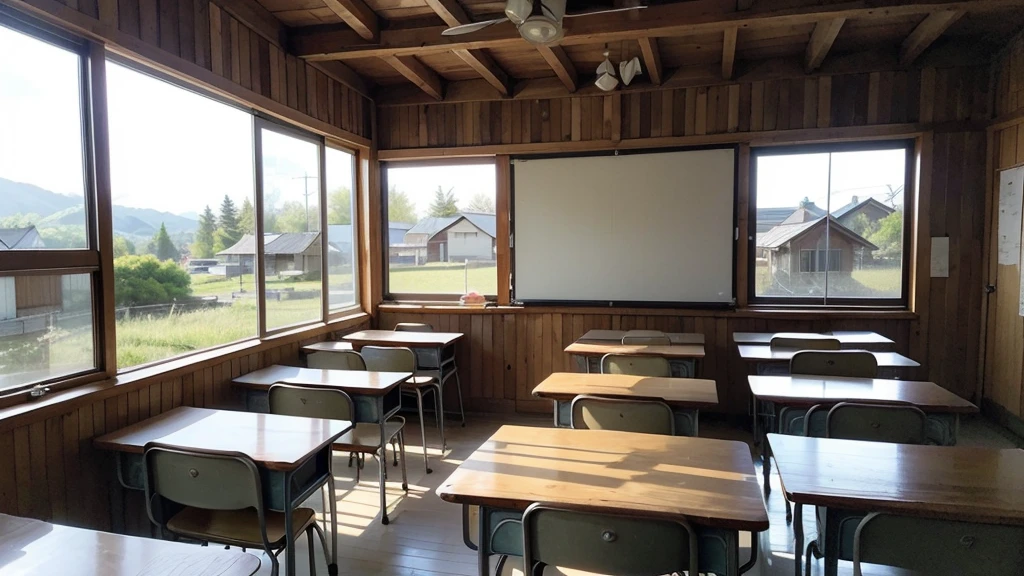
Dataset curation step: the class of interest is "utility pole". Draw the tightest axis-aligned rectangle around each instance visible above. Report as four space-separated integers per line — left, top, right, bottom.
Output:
292 173 318 232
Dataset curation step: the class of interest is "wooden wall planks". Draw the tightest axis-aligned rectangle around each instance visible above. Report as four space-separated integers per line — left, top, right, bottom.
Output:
0 318 369 533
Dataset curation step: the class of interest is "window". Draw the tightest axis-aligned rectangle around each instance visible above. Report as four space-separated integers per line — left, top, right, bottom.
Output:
751 142 910 305
258 124 323 330
383 162 497 298
325 146 358 311
107 61 258 369
0 19 99 393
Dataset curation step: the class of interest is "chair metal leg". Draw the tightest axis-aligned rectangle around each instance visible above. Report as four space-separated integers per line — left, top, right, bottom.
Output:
327 468 337 576
806 539 820 576
391 438 399 466
398 429 409 491
453 366 466 426
433 383 447 453
306 526 316 576
268 550 280 576
415 389 431 474
786 498 793 523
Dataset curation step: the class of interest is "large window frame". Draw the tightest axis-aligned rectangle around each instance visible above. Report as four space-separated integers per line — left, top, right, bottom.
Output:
748 140 914 308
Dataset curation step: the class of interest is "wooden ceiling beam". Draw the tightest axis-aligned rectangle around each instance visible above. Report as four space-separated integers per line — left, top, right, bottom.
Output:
537 45 578 93
805 17 846 72
721 27 737 80
424 0 471 27
900 10 964 65
382 55 444 100
322 0 379 42
454 49 509 95
638 37 663 85
291 0 1024 61
309 61 374 97
209 0 287 47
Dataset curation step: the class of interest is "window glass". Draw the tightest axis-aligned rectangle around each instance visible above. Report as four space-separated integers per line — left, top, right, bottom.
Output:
753 146 907 302
259 127 322 329
0 273 95 391
107 61 257 368
326 147 357 310
385 163 497 296
0 24 88 249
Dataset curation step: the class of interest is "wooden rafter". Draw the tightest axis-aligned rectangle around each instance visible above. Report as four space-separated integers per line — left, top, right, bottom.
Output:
424 0 470 27
322 0 379 42
422 0 511 95
638 37 663 85
537 45 578 93
382 54 444 100
900 10 964 65
721 27 737 79
805 17 846 72
291 0 1024 61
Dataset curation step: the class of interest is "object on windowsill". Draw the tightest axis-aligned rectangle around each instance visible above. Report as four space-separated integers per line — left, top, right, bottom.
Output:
460 291 487 307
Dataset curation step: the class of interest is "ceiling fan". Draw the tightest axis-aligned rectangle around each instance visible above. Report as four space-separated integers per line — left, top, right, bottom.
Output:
441 0 646 45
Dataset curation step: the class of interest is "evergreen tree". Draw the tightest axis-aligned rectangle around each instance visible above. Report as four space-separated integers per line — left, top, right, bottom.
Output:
112 235 136 258
428 186 459 217
191 205 217 258
238 197 255 234
387 185 418 223
152 223 179 262
466 192 495 214
213 195 243 253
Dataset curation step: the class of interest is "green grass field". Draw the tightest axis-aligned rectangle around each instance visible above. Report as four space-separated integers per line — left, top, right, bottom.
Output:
388 264 497 295
756 265 902 298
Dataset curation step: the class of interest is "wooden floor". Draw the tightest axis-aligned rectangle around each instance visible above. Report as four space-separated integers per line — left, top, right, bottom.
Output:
252 412 1022 576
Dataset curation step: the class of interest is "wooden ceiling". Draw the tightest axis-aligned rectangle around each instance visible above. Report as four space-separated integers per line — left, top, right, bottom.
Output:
252 0 1024 104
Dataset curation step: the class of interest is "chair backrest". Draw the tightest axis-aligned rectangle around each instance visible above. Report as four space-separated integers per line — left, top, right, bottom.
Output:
522 503 698 576
770 336 841 350
853 512 1024 576
394 323 434 332
600 354 671 377
570 395 675 436
361 345 417 373
790 350 878 378
801 403 831 437
307 350 365 371
621 333 671 346
826 402 928 444
268 383 355 422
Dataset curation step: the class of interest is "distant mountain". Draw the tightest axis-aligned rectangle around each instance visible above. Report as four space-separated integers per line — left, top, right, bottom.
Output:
0 178 80 218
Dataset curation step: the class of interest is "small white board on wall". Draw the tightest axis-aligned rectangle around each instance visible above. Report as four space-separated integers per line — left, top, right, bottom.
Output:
1001 166 1024 316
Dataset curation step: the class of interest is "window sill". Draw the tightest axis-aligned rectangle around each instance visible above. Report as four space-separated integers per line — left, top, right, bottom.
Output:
378 303 917 320
0 310 370 433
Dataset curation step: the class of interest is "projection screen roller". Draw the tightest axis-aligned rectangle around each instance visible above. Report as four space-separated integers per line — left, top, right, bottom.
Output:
513 149 735 304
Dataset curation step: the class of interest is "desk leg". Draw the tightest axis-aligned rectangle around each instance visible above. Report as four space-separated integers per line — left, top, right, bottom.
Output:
793 500 803 576
328 457 338 576
379 396 391 525
478 505 491 576
436 345 448 453
284 470 296 576
762 400 772 497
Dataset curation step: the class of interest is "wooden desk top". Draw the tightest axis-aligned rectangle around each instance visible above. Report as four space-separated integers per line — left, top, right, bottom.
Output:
437 425 768 531
732 331 895 345
0 513 261 576
342 329 462 347
768 435 1024 525
748 375 977 413
736 346 919 367
232 365 411 396
301 341 353 353
532 372 719 408
564 342 706 359
94 407 351 471
580 330 706 345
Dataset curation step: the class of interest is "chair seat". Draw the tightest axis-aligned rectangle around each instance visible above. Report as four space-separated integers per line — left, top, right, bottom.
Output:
501 557 648 576
166 506 316 548
402 375 438 389
332 421 404 452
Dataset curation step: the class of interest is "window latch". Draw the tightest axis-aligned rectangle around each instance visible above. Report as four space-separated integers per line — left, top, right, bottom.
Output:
29 385 51 399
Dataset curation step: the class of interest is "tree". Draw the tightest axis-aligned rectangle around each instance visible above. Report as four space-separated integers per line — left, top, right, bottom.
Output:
387 185 418 223
113 235 136 258
0 213 42 228
238 197 255 234
152 223 179 262
466 193 495 214
191 205 217 258
327 187 352 225
38 225 87 249
113 254 191 306
275 201 311 233
428 186 459 217
213 195 242 253
867 208 904 259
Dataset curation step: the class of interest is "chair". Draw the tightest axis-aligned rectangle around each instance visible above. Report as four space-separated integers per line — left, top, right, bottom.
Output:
770 336 841 350
362 345 440 474
307 350 366 370
143 442 327 576
463 505 523 575
853 513 1024 576
620 332 671 346
521 503 699 576
268 383 407 525
394 322 467 432
790 350 878 378
599 354 671 377
569 395 675 436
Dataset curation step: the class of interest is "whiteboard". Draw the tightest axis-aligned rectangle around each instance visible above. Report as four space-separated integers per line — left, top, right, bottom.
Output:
513 149 735 303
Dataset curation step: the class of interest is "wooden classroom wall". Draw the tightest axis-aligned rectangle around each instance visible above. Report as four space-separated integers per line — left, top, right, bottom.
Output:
0 317 369 533
984 31 1024 421
5 0 372 140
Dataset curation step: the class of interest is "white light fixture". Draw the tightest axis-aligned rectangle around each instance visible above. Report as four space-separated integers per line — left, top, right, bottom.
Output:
594 50 642 92
619 57 642 86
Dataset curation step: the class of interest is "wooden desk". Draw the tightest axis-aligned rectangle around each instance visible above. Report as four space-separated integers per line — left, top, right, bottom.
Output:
233 365 411 521
342 329 462 348
736 346 918 368
532 372 719 434
95 407 349 576
768 434 1024 576
0 513 261 576
438 425 767 576
580 329 705 345
301 341 353 353
732 331 894 346
564 341 706 378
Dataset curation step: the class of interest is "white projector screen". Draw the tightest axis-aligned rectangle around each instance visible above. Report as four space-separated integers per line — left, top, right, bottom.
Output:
513 148 735 304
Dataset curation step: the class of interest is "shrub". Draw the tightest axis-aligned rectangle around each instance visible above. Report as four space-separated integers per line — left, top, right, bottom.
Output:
114 255 191 307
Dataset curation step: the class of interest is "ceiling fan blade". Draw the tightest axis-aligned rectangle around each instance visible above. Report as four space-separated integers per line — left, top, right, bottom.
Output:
441 19 504 36
564 5 646 18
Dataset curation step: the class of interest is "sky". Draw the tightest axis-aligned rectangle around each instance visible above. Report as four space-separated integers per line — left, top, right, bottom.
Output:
386 164 496 219
755 148 907 211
